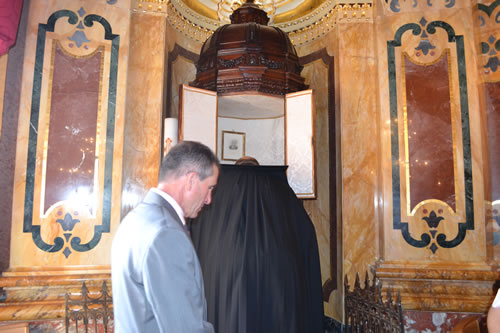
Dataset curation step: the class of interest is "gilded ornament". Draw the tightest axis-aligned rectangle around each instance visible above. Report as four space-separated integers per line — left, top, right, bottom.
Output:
167 0 372 46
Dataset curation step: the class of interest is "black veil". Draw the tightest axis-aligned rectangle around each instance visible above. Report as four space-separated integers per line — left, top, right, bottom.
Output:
190 165 324 333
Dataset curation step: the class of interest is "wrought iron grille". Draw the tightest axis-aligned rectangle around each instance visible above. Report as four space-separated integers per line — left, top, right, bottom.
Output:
344 273 404 333
65 281 113 333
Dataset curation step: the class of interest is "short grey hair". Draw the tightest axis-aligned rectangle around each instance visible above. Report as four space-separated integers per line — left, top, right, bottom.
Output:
159 141 220 183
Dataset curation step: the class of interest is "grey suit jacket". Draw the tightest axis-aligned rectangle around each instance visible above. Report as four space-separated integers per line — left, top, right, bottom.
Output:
111 190 214 333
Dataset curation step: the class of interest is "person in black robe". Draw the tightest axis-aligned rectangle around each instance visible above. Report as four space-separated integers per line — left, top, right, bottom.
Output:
190 161 324 333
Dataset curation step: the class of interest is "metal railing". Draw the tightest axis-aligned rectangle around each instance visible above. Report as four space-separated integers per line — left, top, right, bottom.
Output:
65 282 113 333
344 272 404 333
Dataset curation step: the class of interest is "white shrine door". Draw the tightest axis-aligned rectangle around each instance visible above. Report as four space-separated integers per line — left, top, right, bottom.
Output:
285 89 316 199
179 84 218 154
179 85 316 199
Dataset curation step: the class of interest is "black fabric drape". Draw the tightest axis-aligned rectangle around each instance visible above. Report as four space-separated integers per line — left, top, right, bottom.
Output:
191 165 324 333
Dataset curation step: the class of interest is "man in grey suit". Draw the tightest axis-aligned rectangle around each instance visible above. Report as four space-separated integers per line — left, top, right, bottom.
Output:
111 141 219 332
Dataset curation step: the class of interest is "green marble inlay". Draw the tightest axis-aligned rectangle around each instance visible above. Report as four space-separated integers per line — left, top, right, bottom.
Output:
387 20 473 251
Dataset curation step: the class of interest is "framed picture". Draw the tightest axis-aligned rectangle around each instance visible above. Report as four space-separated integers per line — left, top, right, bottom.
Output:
222 130 246 161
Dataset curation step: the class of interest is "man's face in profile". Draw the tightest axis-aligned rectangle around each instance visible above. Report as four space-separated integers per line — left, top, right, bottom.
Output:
184 165 219 218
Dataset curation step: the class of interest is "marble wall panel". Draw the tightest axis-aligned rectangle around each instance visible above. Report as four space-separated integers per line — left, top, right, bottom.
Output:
121 12 166 216
485 81 500 261
43 44 102 214
378 6 486 264
372 1 498 313
477 0 500 263
0 0 29 272
336 20 379 285
10 0 129 270
404 53 456 212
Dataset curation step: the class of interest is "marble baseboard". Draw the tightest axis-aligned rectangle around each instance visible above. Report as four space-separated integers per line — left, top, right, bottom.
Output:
0 270 110 321
403 310 486 332
375 262 499 312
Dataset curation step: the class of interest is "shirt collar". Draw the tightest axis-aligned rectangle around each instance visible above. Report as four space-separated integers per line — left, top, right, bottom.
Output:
150 188 186 226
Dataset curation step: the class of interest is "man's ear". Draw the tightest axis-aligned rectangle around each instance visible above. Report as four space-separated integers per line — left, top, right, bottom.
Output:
186 171 197 191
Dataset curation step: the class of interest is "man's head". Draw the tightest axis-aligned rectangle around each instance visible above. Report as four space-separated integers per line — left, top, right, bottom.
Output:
235 156 259 166
158 141 220 218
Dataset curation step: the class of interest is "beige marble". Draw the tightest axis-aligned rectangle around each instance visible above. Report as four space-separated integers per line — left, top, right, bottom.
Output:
373 4 495 312
4 0 499 323
9 0 129 270
297 0 498 318
476 0 500 264
335 18 379 316
378 7 486 263
0 272 110 321
121 12 167 216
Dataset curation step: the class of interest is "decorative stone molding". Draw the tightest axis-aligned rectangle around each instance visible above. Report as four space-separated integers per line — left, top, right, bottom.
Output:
133 0 168 14
165 0 373 45
0 270 110 321
286 3 372 46
167 1 216 42
375 262 499 312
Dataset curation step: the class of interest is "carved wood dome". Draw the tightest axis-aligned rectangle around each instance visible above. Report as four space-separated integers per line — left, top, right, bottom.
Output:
191 0 307 96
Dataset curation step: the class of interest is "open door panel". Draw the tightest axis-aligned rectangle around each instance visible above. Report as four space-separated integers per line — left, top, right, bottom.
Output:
285 89 316 199
178 84 218 154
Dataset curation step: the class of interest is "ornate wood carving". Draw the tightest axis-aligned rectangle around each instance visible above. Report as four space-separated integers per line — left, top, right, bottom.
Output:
190 0 307 96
